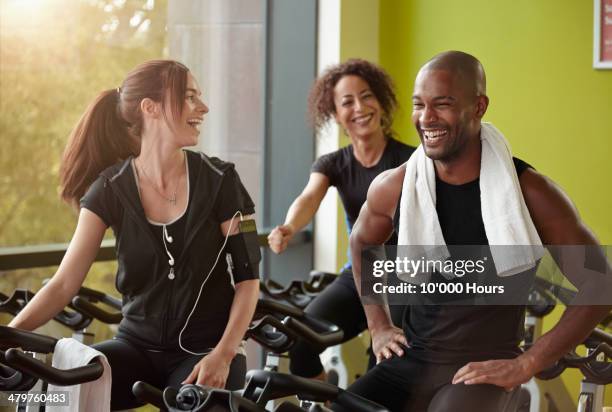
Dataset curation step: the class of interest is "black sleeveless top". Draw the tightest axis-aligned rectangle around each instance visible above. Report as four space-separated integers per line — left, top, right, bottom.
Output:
312 137 415 270
393 157 534 363
312 137 415 238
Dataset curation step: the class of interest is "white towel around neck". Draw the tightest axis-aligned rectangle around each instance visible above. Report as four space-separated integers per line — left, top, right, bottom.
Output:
47 338 111 412
397 122 544 281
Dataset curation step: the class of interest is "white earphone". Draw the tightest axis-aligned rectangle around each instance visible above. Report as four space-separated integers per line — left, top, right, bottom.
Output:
163 225 175 267
164 225 174 243
178 211 243 355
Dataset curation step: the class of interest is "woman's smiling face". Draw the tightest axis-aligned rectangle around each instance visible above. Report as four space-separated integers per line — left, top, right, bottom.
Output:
333 75 383 140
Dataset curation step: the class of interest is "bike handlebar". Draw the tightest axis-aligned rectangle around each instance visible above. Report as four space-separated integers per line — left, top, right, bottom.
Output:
4 348 103 386
0 326 103 387
260 271 338 309
0 351 38 391
536 340 612 384
71 296 123 324
133 370 390 411
76 285 122 309
243 370 389 412
132 380 164 409
0 289 92 330
247 299 343 353
0 325 57 353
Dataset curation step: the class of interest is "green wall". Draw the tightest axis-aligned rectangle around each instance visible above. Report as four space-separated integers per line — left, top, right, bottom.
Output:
379 0 612 406
379 0 612 244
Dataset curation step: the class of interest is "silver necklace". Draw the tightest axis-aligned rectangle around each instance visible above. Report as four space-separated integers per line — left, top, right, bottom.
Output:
136 157 183 205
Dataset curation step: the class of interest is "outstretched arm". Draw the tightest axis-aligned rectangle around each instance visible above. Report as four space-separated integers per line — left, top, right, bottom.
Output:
351 166 409 362
9 209 107 331
453 169 612 389
268 173 329 254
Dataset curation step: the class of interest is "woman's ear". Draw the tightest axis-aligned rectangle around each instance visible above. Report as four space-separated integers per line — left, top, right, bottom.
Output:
140 98 160 119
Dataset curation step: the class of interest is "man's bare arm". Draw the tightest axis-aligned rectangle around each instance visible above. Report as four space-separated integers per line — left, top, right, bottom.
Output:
350 165 408 361
454 168 611 389
516 169 611 372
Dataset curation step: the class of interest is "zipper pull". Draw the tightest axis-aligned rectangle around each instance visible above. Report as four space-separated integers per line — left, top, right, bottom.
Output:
168 267 175 280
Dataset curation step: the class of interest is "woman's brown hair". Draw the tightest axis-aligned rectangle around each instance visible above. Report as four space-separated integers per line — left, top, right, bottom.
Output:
308 58 398 135
60 60 189 208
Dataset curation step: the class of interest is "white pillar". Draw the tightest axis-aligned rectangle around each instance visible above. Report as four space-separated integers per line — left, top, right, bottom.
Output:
314 0 341 273
167 0 264 212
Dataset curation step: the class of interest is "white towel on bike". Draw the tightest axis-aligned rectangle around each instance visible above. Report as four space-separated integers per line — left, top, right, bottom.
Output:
397 122 544 280
47 338 111 412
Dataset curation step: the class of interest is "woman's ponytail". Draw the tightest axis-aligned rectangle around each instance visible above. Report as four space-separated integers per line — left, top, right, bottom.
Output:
60 59 189 209
60 88 138 208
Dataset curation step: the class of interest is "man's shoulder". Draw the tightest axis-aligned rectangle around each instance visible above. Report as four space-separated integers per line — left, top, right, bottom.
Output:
373 162 406 188
368 163 406 217
519 168 586 244
518 167 561 205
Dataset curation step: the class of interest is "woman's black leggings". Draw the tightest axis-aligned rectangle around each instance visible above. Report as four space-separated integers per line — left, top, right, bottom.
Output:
93 338 246 410
288 269 405 377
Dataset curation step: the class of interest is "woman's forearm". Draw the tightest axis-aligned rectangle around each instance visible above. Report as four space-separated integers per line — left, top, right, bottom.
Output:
284 193 321 232
214 279 260 357
283 173 329 232
8 280 77 331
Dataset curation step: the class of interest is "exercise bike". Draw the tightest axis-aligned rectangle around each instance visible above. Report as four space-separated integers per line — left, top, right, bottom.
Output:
259 271 361 388
0 326 104 411
520 278 612 412
131 297 388 411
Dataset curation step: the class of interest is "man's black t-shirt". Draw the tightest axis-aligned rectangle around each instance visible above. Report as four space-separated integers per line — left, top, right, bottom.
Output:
312 137 415 241
393 157 534 363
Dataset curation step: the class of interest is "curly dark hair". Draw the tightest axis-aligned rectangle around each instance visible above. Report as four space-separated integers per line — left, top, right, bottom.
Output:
308 58 398 135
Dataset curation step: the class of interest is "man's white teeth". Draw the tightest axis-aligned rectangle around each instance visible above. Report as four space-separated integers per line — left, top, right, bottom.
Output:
423 129 447 140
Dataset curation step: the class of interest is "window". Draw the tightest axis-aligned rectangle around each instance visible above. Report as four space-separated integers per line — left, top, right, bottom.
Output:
0 0 167 295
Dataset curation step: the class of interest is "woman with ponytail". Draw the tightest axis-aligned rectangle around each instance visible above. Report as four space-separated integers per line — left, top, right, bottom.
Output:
9 60 260 409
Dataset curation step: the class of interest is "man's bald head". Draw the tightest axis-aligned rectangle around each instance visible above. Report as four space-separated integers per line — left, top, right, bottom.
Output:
419 51 486 98
412 51 489 163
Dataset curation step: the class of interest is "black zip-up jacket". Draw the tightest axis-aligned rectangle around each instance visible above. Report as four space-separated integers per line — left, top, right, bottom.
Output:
81 150 255 351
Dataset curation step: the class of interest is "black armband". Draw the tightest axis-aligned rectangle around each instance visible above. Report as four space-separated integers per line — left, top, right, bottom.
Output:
226 219 261 281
